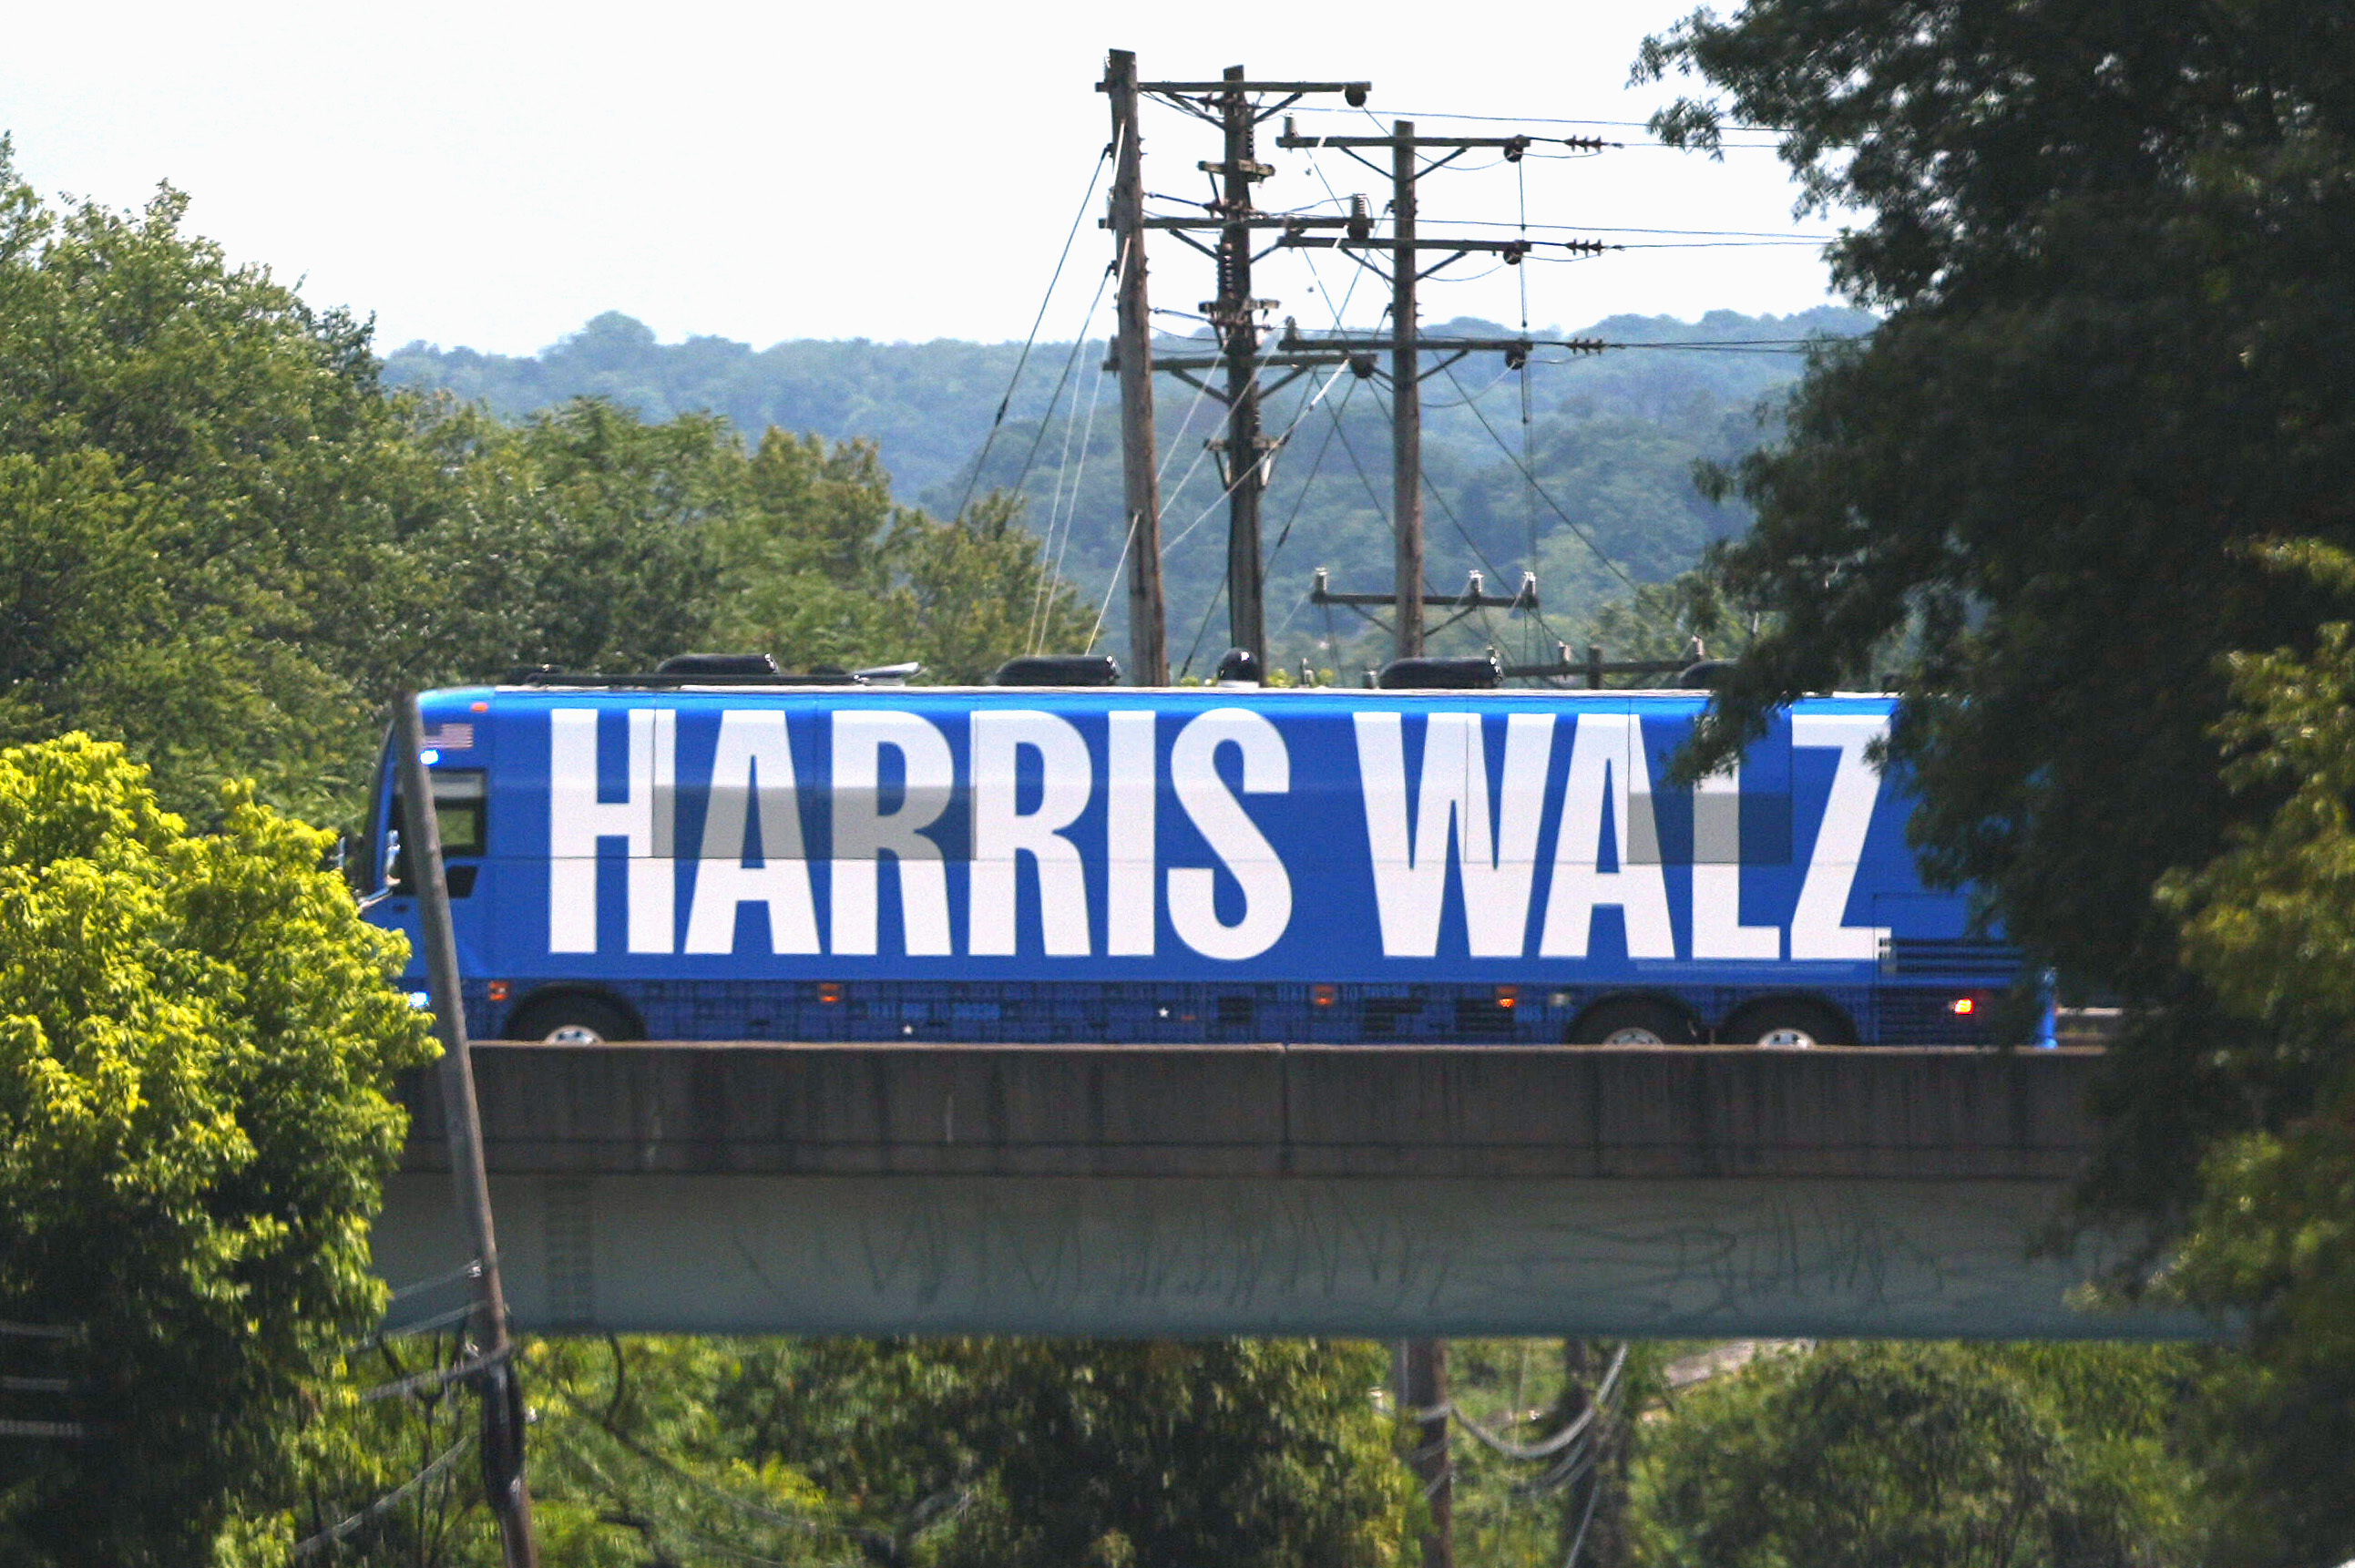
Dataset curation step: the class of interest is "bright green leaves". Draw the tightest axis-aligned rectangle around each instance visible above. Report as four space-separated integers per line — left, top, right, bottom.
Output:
0 733 435 1565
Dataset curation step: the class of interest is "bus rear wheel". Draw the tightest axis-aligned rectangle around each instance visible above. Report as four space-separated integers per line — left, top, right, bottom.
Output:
1570 997 1699 1047
503 992 640 1046
1722 999 1851 1050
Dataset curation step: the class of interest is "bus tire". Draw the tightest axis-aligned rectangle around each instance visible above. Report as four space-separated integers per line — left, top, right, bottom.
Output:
1569 996 1699 1047
503 991 640 1045
1721 998 1852 1050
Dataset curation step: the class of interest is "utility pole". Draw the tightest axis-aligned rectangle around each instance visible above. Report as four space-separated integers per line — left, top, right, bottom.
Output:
1402 1338 1454 1568
394 696 539 1568
1389 120 1424 660
1106 67 1367 680
1271 122 1607 664
1102 48 1169 685
1213 65 1270 667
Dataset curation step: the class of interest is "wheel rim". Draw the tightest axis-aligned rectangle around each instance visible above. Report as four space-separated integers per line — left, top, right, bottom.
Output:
1758 1026 1817 1049
1601 1025 1666 1046
545 1024 607 1046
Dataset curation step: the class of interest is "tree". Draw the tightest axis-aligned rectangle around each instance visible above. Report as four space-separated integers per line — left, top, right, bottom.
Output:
0 734 435 1563
1626 1343 2198 1568
0 138 410 821
888 490 1094 682
1634 10 2355 1554
1638 0 2355 1239
904 1339 1413 1568
2150 540 2355 1563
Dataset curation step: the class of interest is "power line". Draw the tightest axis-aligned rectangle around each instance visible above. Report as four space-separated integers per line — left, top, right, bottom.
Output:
953 141 1113 525
292 1434 475 1560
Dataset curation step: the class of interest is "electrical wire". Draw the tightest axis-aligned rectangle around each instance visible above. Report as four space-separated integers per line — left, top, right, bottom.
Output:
1290 104 1805 134
1436 355 1645 597
1088 512 1137 656
1005 259 1115 502
1029 285 1114 653
1452 1346 1629 1460
1160 357 1353 559
358 1346 510 1405
386 1262 480 1302
291 1434 475 1559
1418 217 1838 239
951 139 1112 525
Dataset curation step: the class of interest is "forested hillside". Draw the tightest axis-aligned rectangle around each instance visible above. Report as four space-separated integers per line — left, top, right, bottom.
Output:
387 305 1872 673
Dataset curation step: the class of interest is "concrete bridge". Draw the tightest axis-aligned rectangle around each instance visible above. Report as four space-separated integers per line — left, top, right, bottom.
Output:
370 1043 2207 1340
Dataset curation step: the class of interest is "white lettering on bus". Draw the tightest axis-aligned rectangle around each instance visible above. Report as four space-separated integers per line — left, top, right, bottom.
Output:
829 711 955 957
1789 712 1893 960
1690 758 1780 959
683 710 819 955
968 710 1093 957
548 707 675 955
1105 711 1158 956
1538 712 1675 959
1352 712 1552 959
1168 708 1293 960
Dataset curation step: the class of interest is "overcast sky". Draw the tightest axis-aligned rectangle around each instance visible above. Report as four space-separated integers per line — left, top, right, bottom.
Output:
1 0 1846 357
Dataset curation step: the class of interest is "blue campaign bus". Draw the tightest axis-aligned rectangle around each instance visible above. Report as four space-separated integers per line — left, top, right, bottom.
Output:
355 665 2048 1048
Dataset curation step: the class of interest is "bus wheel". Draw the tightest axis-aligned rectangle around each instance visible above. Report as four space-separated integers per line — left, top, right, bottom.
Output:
1569 997 1698 1047
503 993 640 1046
1723 999 1851 1050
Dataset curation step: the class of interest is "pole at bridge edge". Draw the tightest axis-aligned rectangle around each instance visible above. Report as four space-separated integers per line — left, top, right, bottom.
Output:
394 693 540 1568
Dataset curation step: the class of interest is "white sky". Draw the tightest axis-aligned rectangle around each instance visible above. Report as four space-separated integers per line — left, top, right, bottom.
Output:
0 0 1846 357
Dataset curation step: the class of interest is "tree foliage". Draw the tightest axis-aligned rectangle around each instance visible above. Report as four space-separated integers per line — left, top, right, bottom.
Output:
0 734 434 1563
1641 0 2355 1224
1628 1343 2198 1568
2149 541 2355 1563
0 138 1094 829
1635 5 2355 1555
321 1335 1414 1568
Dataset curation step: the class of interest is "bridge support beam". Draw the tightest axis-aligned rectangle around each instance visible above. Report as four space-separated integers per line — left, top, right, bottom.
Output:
370 1042 2209 1340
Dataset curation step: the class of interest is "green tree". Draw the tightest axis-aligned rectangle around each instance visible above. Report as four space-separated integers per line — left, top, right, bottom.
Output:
0 139 409 820
2149 540 2355 1562
1638 0 2355 1245
888 491 1094 682
908 1339 1412 1568
1627 1343 2197 1568
0 734 435 1563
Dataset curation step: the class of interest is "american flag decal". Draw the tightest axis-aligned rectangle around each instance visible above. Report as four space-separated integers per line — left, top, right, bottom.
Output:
422 723 476 751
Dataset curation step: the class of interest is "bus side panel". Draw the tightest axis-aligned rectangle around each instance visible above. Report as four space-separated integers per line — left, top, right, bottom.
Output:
399 689 2022 1043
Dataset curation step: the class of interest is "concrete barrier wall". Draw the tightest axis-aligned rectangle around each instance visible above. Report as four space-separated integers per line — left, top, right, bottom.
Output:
399 1043 2103 1182
373 1045 2211 1338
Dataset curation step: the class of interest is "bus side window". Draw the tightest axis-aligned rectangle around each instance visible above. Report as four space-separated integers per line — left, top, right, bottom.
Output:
389 771 488 896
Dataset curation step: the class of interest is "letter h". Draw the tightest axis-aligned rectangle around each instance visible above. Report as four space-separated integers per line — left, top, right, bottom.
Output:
548 708 675 953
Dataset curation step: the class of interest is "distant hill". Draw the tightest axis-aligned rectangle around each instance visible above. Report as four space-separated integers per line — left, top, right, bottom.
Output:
384 304 1872 670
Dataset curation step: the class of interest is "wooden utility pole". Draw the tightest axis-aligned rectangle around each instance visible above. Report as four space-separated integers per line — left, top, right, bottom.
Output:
1402 1337 1454 1568
394 696 539 1568
1102 48 1169 686
1267 122 1607 658
1390 120 1425 661
1213 65 1269 667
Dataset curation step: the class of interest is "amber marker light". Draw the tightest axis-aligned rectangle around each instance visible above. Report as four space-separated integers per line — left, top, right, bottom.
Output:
818 983 844 1005
1494 985 1519 1009
1312 984 1337 1008
1951 997 1977 1015
486 980 510 1002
